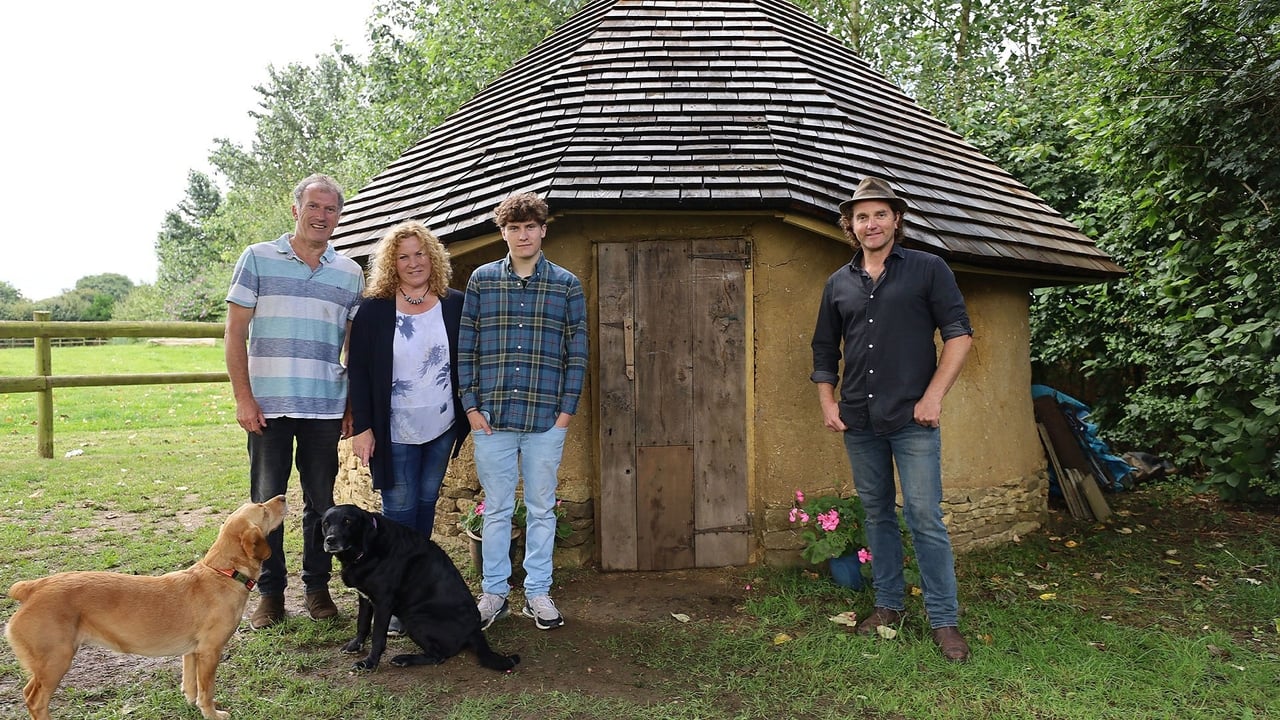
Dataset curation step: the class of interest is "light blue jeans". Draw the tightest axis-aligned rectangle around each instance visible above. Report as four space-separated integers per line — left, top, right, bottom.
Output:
843 422 960 628
381 431 453 539
472 426 567 597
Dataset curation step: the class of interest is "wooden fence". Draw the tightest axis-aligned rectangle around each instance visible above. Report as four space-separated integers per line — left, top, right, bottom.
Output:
0 311 227 458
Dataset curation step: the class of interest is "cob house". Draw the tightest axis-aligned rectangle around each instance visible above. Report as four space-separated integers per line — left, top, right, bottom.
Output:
329 0 1124 571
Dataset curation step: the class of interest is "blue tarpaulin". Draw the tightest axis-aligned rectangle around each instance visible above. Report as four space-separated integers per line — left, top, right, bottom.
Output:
1032 385 1134 492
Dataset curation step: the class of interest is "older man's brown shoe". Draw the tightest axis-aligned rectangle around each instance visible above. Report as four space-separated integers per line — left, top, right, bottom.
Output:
249 594 285 629
305 589 338 620
931 626 971 662
854 607 904 636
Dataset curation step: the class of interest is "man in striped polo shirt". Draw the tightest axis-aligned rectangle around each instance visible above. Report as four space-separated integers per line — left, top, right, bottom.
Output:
225 173 364 629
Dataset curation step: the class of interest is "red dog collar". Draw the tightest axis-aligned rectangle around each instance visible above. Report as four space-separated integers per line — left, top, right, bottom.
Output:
212 567 257 590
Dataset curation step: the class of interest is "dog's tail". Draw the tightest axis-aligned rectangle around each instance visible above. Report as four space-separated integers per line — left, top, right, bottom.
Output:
6 579 38 602
470 628 520 672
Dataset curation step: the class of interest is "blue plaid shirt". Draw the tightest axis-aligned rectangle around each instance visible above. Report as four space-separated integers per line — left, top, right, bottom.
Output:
458 253 588 433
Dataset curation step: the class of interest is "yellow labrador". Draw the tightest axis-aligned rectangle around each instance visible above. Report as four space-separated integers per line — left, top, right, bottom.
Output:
4 495 286 720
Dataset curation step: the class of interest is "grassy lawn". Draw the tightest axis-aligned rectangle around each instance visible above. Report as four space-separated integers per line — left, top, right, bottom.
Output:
1 344 1277 719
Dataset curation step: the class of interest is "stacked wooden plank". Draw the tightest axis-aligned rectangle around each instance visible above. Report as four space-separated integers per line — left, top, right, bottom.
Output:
1034 397 1112 522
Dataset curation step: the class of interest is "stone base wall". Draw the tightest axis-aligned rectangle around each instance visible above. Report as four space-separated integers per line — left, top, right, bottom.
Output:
758 470 1048 567
335 438 595 568
944 471 1047 552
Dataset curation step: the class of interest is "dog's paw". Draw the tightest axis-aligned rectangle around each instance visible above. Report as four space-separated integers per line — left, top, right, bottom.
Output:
341 640 363 654
351 657 380 672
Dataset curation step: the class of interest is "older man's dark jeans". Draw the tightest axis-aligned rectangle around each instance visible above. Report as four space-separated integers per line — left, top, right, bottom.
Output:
247 416 340 597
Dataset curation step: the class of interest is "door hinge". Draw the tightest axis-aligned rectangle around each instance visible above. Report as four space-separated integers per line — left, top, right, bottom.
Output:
689 241 751 268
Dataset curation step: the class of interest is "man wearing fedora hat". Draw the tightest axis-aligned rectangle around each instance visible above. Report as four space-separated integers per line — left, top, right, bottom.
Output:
811 176 975 662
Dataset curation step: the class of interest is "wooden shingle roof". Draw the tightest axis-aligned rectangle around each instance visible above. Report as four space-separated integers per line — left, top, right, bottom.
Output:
331 0 1123 282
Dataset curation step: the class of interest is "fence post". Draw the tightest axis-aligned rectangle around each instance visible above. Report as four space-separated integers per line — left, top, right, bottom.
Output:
33 310 53 458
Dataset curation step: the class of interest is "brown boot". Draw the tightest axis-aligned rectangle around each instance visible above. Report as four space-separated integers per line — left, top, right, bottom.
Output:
249 594 285 629
931 626 972 662
305 588 338 620
855 607 904 636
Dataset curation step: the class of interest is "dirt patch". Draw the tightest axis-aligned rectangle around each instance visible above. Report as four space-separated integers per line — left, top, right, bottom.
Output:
56 498 220 540
0 548 752 717
274 553 754 704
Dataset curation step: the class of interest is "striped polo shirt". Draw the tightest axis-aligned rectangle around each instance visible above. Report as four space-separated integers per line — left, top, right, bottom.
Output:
226 234 364 419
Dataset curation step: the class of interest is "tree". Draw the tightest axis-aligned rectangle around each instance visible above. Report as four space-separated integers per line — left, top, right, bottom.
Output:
208 49 373 235
1026 0 1280 499
0 280 33 321
0 280 23 305
156 171 232 287
789 0 1062 138
39 291 92 322
112 284 169 322
362 0 583 158
75 274 134 302
65 274 134 321
153 171 236 322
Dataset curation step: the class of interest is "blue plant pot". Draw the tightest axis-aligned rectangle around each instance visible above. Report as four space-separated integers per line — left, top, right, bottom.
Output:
828 552 866 590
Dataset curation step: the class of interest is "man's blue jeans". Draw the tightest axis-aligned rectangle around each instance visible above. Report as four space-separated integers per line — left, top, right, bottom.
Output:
471 426 567 598
381 431 453 538
247 416 340 596
843 422 960 628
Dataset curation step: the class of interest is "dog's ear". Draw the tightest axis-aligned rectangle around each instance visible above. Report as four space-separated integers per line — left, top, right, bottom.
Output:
242 526 272 562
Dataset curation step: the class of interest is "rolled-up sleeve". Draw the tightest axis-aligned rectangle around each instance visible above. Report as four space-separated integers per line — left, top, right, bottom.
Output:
927 257 973 341
810 279 843 386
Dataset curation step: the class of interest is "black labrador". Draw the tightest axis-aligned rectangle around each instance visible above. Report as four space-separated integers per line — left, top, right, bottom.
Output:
320 504 519 672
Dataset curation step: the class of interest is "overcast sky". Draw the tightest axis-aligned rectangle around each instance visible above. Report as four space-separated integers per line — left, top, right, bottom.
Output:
1 1 375 301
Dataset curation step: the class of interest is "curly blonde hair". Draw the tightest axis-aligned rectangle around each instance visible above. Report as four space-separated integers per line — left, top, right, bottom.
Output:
364 220 453 300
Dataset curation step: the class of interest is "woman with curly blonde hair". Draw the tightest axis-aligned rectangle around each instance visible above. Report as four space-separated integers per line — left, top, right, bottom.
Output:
364 221 453 300
347 222 468 616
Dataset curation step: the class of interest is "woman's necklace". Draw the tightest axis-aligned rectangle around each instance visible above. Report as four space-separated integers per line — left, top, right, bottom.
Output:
399 287 428 306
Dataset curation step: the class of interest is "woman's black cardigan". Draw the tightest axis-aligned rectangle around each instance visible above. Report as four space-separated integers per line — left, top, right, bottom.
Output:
347 290 468 490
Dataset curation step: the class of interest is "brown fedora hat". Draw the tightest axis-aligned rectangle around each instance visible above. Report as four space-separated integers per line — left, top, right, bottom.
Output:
838 176 908 216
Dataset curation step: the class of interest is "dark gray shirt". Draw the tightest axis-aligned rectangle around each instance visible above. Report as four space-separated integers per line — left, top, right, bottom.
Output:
811 244 973 435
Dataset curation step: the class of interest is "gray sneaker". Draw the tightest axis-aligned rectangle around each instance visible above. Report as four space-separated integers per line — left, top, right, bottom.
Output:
477 593 509 630
522 594 565 630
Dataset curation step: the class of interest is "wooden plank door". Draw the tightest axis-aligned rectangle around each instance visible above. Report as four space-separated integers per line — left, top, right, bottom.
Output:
597 239 749 570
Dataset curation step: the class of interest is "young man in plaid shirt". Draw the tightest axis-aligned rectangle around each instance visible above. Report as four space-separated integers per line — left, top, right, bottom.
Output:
459 192 588 630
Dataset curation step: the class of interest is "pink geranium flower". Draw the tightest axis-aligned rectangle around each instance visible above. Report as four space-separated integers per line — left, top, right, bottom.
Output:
817 509 840 532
